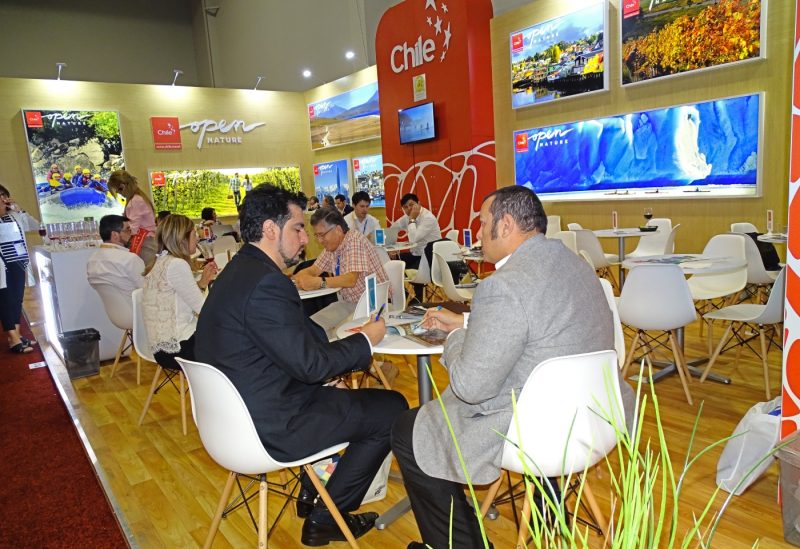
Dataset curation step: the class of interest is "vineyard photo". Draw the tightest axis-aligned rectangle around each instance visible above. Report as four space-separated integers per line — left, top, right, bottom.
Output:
150 167 301 219
621 0 762 85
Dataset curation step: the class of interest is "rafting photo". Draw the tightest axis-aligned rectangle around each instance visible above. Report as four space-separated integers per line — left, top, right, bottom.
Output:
22 109 125 224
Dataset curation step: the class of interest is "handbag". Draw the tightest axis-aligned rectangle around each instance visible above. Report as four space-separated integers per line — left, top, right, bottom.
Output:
129 228 149 255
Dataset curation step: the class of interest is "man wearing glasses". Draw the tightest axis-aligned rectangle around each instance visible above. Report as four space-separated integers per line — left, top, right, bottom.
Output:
293 207 388 338
86 214 145 300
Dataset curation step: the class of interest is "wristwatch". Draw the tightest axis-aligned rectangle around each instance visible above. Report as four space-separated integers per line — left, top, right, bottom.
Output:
320 273 328 289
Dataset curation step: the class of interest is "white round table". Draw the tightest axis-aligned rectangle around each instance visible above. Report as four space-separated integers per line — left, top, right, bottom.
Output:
298 287 341 300
757 233 787 244
594 228 660 284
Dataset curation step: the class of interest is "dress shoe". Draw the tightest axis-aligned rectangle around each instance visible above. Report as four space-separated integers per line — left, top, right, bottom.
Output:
407 540 493 548
296 485 316 518
301 511 378 546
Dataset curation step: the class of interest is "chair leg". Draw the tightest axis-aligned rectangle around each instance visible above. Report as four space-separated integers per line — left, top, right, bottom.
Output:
480 475 504 518
622 331 641 378
516 482 533 549
303 464 360 548
204 471 236 549
701 322 734 383
136 353 141 385
180 371 188 436
582 482 608 539
138 366 163 426
668 331 693 405
371 360 392 390
110 330 128 378
258 474 268 548
706 319 714 357
759 326 770 400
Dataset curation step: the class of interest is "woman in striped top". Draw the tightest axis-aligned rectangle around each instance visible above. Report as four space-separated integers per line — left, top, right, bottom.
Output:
0 184 39 353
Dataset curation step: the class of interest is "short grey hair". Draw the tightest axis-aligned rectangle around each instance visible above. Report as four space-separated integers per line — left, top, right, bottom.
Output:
483 186 547 238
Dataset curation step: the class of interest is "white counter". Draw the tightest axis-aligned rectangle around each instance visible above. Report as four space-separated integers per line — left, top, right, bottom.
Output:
34 246 124 361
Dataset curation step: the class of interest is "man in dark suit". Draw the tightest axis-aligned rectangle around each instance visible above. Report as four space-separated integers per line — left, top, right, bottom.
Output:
335 193 354 216
195 184 408 546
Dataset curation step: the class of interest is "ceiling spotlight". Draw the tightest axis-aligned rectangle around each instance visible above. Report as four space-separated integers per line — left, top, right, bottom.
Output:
55 62 67 81
302 69 312 78
254 76 264 90
171 69 183 86
345 51 355 60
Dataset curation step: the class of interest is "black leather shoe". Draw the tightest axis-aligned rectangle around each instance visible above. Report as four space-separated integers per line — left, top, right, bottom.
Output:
301 511 378 546
296 486 316 518
407 543 427 548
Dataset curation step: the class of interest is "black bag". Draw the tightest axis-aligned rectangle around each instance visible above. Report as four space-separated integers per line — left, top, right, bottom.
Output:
447 260 471 283
747 233 781 271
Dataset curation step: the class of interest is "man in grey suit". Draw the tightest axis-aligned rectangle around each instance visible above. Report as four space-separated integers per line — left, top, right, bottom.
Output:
393 186 630 549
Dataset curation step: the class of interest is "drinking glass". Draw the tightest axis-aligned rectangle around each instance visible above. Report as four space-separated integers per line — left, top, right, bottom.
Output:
643 207 653 223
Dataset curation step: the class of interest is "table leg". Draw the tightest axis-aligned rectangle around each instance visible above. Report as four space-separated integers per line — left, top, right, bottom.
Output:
631 327 731 384
618 238 626 287
376 354 433 531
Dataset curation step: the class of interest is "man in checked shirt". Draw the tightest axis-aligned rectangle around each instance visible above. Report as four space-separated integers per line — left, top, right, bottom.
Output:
293 207 389 339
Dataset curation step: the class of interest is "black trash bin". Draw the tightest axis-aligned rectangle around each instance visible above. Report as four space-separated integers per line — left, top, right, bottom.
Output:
57 328 101 379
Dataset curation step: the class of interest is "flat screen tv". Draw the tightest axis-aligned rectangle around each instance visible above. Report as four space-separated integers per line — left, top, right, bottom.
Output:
399 102 435 144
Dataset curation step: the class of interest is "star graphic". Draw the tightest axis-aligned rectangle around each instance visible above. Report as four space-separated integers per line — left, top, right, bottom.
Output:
425 0 437 10
434 16 442 34
443 23 452 49
427 16 432 26
440 50 447 62
441 2 448 13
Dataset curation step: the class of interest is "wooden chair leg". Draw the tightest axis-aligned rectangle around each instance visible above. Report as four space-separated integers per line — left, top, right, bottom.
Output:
480 475 504 518
701 322 734 382
136 353 141 385
582 481 608 539
204 471 236 549
669 331 693 405
622 331 641 378
109 330 128 378
516 483 533 549
371 360 392 390
180 371 188 436
759 326 770 400
706 319 714 356
303 464 360 548
258 474 268 548
138 366 163 426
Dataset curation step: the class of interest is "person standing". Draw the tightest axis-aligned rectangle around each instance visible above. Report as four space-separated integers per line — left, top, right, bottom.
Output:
242 174 253 195
344 191 379 243
86 215 145 300
0 184 39 353
108 170 158 269
229 172 242 207
195 185 407 546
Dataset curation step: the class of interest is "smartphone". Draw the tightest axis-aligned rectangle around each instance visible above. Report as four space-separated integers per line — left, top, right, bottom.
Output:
463 228 472 248
375 228 385 246
365 273 378 315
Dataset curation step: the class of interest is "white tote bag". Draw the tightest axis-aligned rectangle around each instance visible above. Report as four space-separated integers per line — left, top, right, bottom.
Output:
716 397 781 495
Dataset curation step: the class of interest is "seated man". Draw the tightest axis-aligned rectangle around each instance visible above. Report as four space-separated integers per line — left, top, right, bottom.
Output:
86 214 145 300
391 193 442 300
392 186 635 549
344 191 380 243
293 207 388 337
335 193 354 216
194 185 408 546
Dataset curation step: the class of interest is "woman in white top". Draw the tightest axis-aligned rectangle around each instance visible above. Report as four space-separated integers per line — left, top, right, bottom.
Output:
142 214 217 370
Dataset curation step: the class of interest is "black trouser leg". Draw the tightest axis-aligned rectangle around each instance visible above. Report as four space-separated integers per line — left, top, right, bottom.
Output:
391 408 489 549
0 263 26 332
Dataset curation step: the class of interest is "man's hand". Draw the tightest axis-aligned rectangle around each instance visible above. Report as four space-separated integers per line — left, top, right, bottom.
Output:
421 307 464 333
359 317 386 346
409 202 422 221
293 274 322 291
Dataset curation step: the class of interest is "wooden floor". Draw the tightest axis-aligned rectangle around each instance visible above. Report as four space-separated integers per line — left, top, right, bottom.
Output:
25 289 796 548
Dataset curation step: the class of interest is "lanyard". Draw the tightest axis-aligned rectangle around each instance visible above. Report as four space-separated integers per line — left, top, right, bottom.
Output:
360 218 368 234
335 254 340 276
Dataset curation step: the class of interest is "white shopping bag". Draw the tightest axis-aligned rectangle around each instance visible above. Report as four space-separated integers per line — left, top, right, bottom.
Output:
716 396 781 495
361 453 393 505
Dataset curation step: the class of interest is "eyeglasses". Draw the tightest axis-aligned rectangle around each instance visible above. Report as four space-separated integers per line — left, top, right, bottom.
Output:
313 226 337 241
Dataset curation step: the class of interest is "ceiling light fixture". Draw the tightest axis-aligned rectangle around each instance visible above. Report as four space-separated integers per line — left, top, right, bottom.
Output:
302 69 312 78
345 51 355 60
171 69 183 86
254 75 264 90
55 62 67 80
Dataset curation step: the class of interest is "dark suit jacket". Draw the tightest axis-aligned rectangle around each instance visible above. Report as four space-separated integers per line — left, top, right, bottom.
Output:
194 244 373 460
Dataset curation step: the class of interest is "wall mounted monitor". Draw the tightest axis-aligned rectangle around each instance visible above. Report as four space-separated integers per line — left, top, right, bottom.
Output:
513 93 762 201
510 1 607 109
398 102 436 144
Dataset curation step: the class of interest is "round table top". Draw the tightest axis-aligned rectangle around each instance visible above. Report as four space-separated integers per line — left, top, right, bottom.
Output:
622 254 747 275
336 317 444 356
380 243 412 254
298 287 341 300
594 228 660 238
757 233 787 244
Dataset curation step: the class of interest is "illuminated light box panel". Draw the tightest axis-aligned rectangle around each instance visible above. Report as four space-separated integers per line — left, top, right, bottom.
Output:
353 154 385 207
308 82 381 151
313 159 351 201
513 93 762 201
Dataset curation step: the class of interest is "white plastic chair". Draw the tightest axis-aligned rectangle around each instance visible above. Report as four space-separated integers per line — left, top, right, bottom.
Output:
431 240 467 298
133 288 189 436
384 260 406 312
663 224 681 255
550 231 578 254
433 253 475 303
626 218 674 258
546 215 562 237
176 358 358 548
445 229 459 242
599 279 625 370
89 282 138 383
567 223 583 230
479 350 623 543
574 230 618 288
739 232 779 300
702 267 786 398
618 265 696 405
730 222 759 234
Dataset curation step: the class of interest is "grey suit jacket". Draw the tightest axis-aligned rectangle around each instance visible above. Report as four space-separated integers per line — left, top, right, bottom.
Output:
412 234 621 485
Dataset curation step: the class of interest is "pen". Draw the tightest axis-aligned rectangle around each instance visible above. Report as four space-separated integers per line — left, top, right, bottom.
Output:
374 304 386 321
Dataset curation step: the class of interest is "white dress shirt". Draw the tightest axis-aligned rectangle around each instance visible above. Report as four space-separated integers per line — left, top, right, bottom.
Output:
392 206 441 256
344 211 379 239
86 243 146 300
